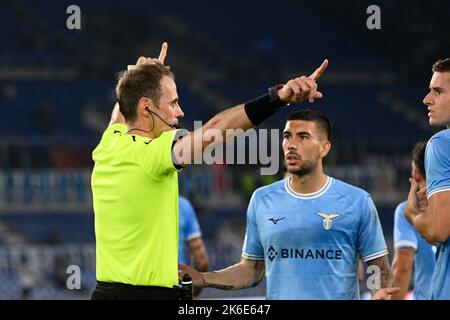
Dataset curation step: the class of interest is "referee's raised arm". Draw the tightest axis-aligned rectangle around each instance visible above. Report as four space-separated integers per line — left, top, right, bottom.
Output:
172 59 329 167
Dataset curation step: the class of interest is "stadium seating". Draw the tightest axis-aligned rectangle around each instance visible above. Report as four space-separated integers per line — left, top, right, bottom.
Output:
0 213 94 243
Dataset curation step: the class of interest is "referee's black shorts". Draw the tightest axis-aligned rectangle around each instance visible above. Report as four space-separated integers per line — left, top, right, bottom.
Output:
91 281 178 300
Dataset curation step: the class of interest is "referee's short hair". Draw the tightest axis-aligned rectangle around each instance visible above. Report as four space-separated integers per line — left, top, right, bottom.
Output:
116 63 174 122
287 109 332 140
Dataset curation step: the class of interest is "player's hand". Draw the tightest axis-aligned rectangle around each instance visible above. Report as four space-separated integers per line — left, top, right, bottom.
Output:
405 178 428 223
129 42 168 69
277 59 328 103
371 287 400 300
178 263 206 287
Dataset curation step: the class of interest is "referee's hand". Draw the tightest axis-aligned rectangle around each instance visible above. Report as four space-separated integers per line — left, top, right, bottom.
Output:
128 42 169 70
277 59 328 104
178 263 206 287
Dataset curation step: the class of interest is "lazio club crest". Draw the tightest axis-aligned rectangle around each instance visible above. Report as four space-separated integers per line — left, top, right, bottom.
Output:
316 212 340 230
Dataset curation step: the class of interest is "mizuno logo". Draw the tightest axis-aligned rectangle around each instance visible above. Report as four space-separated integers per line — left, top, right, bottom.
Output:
316 212 340 230
268 217 286 224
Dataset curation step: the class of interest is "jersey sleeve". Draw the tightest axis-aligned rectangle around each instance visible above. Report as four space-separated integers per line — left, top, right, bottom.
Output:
242 192 265 260
184 199 202 240
426 135 450 198
393 202 418 251
137 129 182 178
356 194 388 262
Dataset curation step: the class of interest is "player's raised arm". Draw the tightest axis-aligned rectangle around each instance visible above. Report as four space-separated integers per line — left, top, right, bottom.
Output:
179 258 265 290
405 179 450 243
172 59 329 167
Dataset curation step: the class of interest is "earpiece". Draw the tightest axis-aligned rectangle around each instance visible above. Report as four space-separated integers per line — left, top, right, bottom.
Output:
145 106 177 129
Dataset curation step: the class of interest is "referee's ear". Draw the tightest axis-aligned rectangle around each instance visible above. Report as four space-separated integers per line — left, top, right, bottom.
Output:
138 97 156 117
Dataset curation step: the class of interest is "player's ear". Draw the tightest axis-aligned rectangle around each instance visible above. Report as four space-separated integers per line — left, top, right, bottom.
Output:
320 140 331 158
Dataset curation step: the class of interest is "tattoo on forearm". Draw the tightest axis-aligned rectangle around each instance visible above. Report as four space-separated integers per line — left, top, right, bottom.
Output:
367 256 391 292
208 283 235 290
206 272 259 290
206 261 264 290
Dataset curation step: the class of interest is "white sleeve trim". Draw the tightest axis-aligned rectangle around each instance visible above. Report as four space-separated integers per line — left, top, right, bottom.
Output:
394 240 418 251
186 232 202 241
427 186 450 199
242 252 265 260
363 249 388 262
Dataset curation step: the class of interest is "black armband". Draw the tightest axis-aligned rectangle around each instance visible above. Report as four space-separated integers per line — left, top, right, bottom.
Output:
244 84 288 126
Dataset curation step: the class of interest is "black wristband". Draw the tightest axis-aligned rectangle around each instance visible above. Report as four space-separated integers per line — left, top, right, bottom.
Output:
244 84 288 126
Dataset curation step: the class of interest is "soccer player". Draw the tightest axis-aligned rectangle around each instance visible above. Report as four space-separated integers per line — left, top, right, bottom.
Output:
91 42 329 299
178 196 209 298
391 142 436 300
180 109 399 299
405 58 450 300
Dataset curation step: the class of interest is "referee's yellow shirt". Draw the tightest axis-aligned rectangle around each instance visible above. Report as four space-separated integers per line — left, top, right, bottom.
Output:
91 123 180 288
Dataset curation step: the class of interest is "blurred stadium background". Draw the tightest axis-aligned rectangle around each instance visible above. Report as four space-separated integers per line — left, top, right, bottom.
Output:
0 0 448 299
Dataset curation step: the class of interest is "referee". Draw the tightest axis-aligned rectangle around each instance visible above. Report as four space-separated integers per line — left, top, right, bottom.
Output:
90 42 328 300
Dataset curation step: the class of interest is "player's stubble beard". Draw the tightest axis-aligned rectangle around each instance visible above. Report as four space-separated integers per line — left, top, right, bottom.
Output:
285 158 317 177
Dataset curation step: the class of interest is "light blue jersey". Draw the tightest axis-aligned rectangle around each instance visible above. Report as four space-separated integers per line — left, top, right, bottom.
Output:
242 176 388 300
178 196 202 264
394 201 436 300
425 129 450 300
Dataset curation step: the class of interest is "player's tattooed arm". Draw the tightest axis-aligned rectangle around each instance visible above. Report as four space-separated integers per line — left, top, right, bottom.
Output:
179 257 265 290
367 255 391 290
366 255 400 299
203 258 265 290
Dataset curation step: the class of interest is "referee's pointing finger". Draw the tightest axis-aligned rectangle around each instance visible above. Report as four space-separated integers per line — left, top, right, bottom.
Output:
309 59 328 81
158 42 168 64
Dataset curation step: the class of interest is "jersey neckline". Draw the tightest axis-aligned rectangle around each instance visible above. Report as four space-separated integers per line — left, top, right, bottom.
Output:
284 175 333 200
